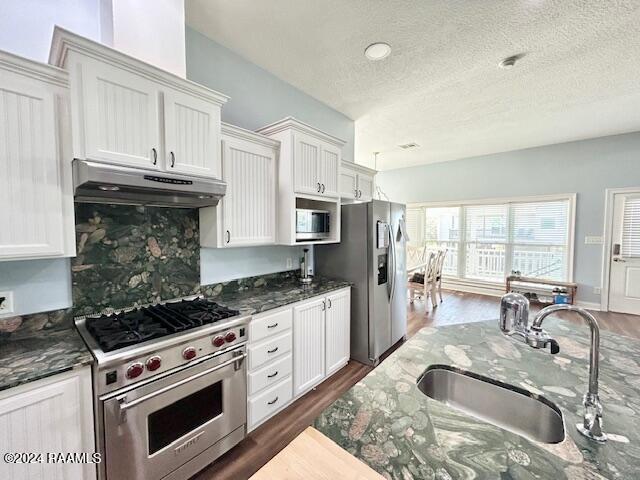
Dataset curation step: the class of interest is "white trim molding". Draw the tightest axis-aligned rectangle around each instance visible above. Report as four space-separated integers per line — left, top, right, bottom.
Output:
600 186 640 312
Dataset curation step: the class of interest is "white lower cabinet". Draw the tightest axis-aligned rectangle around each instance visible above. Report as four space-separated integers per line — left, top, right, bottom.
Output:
325 289 351 376
246 287 351 432
292 297 326 397
0 366 96 480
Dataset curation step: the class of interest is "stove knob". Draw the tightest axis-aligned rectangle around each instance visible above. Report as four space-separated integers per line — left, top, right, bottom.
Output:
126 362 144 379
145 356 162 371
225 331 237 343
212 336 225 347
182 347 197 360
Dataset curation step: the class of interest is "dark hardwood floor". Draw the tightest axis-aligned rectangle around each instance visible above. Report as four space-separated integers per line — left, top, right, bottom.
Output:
194 290 640 480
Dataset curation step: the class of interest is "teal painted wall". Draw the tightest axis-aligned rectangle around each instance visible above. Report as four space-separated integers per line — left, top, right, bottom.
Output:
377 131 640 304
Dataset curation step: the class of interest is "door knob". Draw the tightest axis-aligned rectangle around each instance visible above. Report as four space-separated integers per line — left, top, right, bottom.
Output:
613 258 626 263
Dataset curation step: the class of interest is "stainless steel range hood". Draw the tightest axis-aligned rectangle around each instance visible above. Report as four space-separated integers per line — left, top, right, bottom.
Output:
72 159 226 208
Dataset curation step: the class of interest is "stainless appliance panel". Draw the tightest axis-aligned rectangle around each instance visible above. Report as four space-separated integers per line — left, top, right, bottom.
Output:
73 159 226 208
368 200 392 363
313 203 370 364
102 348 246 480
390 202 408 344
295 208 331 241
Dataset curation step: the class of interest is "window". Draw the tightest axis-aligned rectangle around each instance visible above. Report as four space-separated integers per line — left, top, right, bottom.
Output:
406 196 573 284
622 196 640 257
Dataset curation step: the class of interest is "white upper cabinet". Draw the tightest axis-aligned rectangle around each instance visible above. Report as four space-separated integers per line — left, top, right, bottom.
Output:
49 27 228 178
340 160 377 203
80 57 162 170
258 117 345 200
319 144 340 197
200 123 278 248
164 88 221 177
0 50 75 260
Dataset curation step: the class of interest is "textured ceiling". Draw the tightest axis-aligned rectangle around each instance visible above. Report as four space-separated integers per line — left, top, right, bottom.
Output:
186 0 640 170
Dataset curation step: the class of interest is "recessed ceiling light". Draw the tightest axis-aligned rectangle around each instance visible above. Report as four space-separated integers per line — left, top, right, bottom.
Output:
499 54 525 69
365 42 391 61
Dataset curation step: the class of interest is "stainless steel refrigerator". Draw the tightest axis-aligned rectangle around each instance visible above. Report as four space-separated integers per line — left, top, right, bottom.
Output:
315 200 407 366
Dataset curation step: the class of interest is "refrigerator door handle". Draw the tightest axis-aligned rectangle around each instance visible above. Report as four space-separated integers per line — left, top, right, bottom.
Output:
388 224 396 302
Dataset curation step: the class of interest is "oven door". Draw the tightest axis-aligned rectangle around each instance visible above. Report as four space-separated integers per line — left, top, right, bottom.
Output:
102 348 246 480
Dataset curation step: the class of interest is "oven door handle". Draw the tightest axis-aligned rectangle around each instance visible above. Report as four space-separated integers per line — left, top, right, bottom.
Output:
116 352 246 423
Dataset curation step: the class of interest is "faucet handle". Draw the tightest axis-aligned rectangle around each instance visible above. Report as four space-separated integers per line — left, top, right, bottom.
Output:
499 293 530 335
549 338 560 355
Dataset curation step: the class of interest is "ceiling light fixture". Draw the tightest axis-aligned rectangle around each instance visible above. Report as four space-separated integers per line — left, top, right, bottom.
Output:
365 42 391 61
399 142 420 150
499 53 525 69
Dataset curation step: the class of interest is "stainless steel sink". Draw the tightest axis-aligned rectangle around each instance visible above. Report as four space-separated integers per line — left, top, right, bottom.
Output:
417 365 565 444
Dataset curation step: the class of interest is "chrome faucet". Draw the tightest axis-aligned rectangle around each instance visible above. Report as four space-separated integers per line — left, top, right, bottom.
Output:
499 293 607 443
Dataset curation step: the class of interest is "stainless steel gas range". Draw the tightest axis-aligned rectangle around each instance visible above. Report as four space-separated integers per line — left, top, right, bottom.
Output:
75 297 251 480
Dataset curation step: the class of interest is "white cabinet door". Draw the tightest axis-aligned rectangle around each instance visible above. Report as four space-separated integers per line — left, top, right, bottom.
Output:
357 173 375 202
80 58 162 170
293 132 321 195
293 297 326 396
164 88 221 178
0 73 65 258
319 144 340 198
221 137 276 246
340 165 358 200
325 289 351 376
0 367 95 480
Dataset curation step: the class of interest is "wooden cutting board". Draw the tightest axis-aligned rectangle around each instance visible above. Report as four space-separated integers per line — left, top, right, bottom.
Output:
249 427 384 480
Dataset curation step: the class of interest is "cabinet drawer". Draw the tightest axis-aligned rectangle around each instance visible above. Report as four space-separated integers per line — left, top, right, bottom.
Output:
250 308 293 343
248 332 292 371
248 354 292 396
248 376 293 429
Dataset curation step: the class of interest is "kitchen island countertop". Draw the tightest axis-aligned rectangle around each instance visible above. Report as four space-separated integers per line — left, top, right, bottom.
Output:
315 318 640 479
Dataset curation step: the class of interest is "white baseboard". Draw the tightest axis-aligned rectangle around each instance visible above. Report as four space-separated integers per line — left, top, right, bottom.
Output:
575 301 601 311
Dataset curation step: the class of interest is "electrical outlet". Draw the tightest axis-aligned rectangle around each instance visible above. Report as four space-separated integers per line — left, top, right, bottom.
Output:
594 287 601 294
0 291 14 316
286 257 293 269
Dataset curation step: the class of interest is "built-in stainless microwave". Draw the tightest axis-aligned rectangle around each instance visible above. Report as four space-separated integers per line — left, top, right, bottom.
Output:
296 209 330 241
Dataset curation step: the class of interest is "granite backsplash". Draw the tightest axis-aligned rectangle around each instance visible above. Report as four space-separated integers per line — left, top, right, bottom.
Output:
0 203 301 341
0 200 302 341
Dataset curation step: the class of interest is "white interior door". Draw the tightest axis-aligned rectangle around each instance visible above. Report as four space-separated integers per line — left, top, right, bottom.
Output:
609 193 640 315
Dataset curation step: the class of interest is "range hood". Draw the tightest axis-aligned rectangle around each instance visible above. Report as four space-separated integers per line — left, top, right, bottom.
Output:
72 159 226 208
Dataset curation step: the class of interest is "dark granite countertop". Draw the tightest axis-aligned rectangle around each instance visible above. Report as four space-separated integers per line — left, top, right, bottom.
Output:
315 319 640 479
0 328 93 392
204 276 351 315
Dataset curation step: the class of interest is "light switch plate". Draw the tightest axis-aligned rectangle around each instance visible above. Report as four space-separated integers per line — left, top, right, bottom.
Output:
0 291 14 316
584 236 604 245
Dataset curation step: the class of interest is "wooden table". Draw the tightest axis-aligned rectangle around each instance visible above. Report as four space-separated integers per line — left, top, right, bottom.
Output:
249 427 384 480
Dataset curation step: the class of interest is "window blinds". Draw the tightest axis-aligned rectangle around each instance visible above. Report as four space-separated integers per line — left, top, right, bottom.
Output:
512 200 569 245
622 197 640 257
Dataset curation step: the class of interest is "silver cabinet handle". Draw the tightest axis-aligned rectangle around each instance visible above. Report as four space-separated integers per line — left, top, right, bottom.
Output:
117 352 246 422
321 300 326 311
267 396 279 405
327 298 332 308
354 189 358 197
359 190 362 198
321 184 325 193
226 230 231 244
317 182 321 192
267 347 279 354
267 371 279 378
267 322 278 329
152 148 157 165
170 151 176 168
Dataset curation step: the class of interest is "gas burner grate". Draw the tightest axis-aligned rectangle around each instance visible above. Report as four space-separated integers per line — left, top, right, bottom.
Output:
85 298 240 352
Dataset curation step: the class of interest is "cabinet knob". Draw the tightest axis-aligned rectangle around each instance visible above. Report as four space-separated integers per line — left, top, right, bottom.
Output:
151 148 157 165
170 151 176 168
